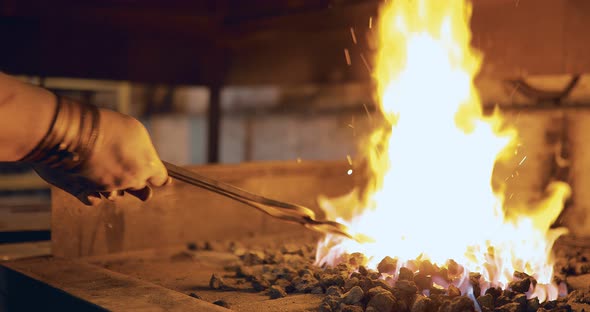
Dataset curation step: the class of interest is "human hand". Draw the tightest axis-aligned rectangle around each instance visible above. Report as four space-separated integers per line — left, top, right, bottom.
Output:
34 108 169 205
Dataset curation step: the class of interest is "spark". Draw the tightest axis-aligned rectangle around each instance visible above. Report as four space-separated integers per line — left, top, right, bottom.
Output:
346 155 353 165
296 157 302 163
347 169 353 175
360 53 372 73
344 49 351 66
350 27 358 44
363 102 373 122
369 16 373 29
509 193 514 199
518 156 527 166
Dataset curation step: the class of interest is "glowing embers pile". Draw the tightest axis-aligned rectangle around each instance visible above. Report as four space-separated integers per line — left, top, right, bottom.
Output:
316 0 571 304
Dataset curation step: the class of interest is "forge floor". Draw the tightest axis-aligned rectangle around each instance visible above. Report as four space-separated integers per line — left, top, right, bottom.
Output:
2 232 590 311
84 231 324 312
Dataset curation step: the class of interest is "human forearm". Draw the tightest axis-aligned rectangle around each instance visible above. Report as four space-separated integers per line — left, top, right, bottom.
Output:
0 72 57 161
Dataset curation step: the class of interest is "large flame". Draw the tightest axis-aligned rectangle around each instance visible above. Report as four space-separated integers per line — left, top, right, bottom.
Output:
317 0 570 301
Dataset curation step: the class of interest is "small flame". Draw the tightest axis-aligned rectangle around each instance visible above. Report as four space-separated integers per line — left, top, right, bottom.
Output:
317 0 570 301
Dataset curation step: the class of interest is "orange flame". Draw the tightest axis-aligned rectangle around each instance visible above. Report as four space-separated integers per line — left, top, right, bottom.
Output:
317 0 570 301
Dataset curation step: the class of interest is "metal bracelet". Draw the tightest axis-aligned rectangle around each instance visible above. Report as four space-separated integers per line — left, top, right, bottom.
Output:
19 94 101 171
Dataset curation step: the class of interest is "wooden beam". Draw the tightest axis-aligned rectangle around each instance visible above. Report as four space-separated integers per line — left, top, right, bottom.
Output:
0 257 229 311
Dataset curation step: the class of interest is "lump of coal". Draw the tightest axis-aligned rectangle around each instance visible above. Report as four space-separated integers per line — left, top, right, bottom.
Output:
359 265 369 276
513 271 537 286
273 265 297 281
251 276 271 292
527 297 540 311
396 280 418 296
399 267 414 281
484 287 502 300
344 277 359 292
469 272 481 296
413 273 432 290
411 295 433 312
541 300 557 310
268 285 287 299
240 250 266 265
358 276 374 293
188 292 202 299
508 278 531 293
265 251 284 264
372 279 393 292
292 274 320 293
495 295 512 307
209 274 230 290
367 270 381 280
299 268 314 277
367 286 390 299
274 278 292 291
336 263 353 274
476 294 494 310
235 265 254 279
367 291 397 312
321 295 341 311
319 273 345 288
513 293 527 307
311 286 324 294
213 299 231 308
441 296 475 312
495 302 521 312
447 284 461 298
567 290 590 304
575 262 590 275
341 305 364 312
342 286 364 305
377 256 397 274
186 242 198 251
326 285 342 296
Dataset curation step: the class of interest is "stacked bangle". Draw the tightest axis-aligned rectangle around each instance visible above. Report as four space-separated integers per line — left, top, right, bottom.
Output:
20 94 100 171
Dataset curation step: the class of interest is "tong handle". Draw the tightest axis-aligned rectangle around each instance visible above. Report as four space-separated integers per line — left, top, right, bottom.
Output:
163 161 316 219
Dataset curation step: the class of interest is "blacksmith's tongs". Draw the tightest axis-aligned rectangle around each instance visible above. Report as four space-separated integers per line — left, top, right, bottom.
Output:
163 161 352 239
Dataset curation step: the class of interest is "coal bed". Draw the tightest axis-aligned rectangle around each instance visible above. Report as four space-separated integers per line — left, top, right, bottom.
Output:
85 233 590 312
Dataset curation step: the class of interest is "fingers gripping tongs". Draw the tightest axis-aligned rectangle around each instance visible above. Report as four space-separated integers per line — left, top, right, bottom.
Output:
163 161 352 239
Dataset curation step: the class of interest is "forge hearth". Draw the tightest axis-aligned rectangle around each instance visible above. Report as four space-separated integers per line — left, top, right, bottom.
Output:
3 233 590 312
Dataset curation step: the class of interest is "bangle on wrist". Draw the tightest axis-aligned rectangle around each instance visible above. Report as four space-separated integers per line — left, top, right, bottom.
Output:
20 94 100 171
